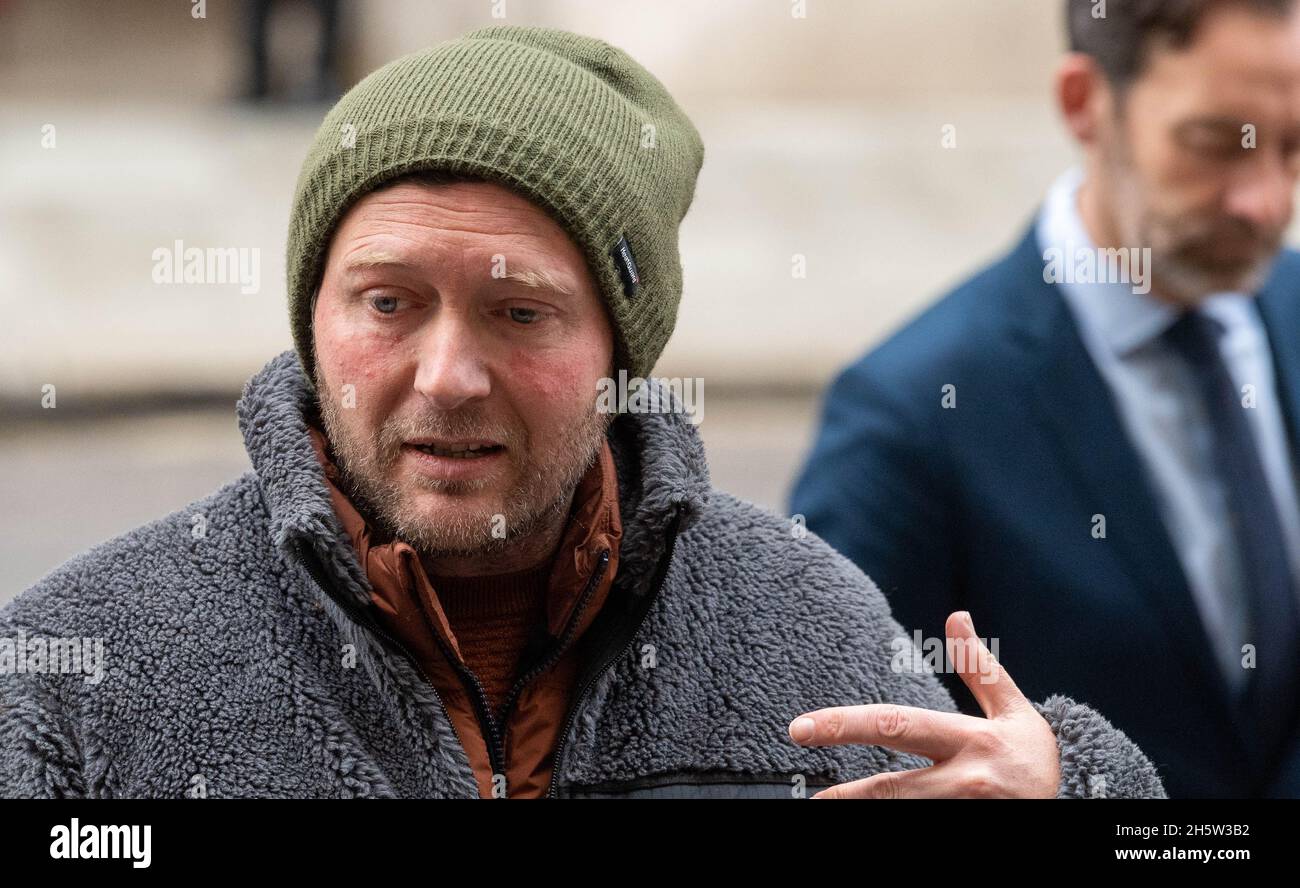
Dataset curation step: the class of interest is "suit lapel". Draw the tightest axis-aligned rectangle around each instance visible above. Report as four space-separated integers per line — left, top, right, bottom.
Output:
1256 255 1300 457
1005 227 1245 739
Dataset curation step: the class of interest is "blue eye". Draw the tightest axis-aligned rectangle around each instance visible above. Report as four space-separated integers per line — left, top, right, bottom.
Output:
371 295 399 314
508 307 539 324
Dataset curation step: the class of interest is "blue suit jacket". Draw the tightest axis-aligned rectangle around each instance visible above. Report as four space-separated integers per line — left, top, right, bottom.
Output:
790 223 1300 798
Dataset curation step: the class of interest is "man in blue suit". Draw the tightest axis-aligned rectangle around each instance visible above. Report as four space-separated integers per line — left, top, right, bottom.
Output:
791 0 1300 797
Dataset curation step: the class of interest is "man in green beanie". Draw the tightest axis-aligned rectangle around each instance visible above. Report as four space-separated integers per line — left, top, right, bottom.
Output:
1 26 1164 799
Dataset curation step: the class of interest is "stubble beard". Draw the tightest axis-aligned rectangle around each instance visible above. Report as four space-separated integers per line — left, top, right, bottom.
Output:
1102 133 1283 306
315 362 612 562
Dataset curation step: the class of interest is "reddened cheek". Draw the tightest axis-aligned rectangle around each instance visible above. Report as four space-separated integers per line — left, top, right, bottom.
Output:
316 297 394 377
503 345 607 408
315 320 409 421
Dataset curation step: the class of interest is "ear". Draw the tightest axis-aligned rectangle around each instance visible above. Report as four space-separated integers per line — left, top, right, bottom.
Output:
1054 52 1109 147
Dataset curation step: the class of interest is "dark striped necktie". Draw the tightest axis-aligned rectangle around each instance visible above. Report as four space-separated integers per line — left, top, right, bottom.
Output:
1163 308 1300 768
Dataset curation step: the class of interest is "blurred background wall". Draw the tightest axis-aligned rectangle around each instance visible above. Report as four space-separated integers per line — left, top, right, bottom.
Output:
2 0 1095 598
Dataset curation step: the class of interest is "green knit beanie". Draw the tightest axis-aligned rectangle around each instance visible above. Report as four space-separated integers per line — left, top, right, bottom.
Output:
286 25 704 388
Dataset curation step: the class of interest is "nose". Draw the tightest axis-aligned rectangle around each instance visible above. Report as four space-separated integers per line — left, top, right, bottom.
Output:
1224 154 1295 234
411 315 491 411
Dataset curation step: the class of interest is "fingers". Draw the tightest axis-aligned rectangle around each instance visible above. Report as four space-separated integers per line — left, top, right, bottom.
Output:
812 765 942 799
945 610 1025 719
813 762 1013 799
789 703 975 761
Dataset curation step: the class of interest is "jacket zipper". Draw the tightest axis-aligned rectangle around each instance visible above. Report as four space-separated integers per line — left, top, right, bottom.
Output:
420 629 503 779
296 539 619 797
423 550 610 789
547 511 682 798
293 542 478 796
490 549 612 772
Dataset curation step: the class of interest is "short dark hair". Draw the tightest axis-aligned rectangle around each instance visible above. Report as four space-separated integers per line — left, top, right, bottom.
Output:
1066 0 1297 91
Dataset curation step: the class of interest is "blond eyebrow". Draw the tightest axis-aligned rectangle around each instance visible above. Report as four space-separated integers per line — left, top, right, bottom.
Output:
341 249 577 297
341 250 414 273
497 266 576 297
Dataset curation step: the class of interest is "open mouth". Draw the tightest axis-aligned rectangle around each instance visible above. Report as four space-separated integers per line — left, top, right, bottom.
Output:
405 441 505 460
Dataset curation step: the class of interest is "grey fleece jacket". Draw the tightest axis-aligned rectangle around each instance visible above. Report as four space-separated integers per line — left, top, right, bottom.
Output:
0 351 1165 798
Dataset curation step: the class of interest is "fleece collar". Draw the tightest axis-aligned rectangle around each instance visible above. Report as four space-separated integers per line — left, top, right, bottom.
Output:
236 351 710 607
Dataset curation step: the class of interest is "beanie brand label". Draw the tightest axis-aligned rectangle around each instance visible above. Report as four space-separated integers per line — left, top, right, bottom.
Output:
611 235 640 299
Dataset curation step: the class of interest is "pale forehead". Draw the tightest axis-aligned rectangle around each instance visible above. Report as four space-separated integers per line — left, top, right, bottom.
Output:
334 180 569 246
325 179 595 292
